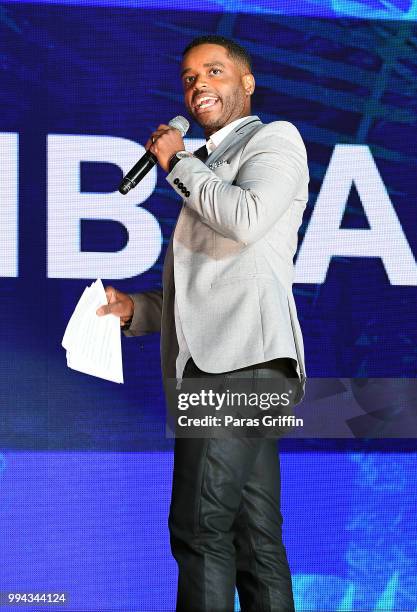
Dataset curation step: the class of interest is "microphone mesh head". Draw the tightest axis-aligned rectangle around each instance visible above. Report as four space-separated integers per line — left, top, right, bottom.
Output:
169 115 190 137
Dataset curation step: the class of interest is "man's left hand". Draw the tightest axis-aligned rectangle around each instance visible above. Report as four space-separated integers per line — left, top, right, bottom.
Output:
145 124 185 172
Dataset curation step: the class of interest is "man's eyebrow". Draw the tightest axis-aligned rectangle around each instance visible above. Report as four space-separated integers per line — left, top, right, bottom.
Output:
180 61 226 78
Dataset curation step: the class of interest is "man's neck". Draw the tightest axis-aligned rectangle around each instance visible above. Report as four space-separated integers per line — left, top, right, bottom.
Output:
204 113 251 139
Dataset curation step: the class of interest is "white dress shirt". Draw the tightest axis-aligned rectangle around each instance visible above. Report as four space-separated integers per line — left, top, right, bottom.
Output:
174 116 254 382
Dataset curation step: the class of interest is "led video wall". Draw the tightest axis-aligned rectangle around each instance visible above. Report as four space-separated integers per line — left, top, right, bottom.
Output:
0 1 416 610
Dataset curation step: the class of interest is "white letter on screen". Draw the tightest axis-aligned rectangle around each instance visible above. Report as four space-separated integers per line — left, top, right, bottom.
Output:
0 133 18 277
295 144 417 286
184 137 206 153
47 135 162 279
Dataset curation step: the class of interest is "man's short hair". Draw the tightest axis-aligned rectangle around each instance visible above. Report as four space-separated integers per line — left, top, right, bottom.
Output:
182 35 252 73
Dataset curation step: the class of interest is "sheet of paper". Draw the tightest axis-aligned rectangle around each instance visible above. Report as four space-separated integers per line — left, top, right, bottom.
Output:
62 279 124 384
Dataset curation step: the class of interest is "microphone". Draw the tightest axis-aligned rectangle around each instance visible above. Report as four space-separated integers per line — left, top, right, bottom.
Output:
118 115 190 195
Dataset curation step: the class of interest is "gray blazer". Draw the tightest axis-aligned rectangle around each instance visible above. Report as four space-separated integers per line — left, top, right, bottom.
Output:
125 115 309 389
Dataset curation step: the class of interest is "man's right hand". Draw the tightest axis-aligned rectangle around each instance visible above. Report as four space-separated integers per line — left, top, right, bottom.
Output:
96 286 134 327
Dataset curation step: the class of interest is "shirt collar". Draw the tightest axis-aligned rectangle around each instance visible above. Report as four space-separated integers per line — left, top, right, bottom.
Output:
206 116 254 155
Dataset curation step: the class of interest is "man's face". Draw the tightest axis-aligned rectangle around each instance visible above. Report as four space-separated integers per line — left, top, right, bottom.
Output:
181 43 254 136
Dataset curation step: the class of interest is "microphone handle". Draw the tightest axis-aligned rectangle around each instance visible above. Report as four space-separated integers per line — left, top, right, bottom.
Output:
119 151 158 195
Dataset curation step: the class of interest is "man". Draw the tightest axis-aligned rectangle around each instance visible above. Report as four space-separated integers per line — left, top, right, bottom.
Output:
97 35 309 611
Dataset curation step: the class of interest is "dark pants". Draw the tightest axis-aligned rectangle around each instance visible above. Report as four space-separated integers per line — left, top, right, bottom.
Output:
168 357 296 612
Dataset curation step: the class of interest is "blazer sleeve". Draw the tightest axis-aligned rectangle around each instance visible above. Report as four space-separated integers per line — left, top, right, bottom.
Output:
166 121 308 245
122 289 163 337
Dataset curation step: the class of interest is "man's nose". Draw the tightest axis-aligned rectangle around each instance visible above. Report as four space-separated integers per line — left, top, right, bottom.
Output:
193 74 208 89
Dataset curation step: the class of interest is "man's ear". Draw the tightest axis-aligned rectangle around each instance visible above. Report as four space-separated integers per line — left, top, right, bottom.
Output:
242 73 255 96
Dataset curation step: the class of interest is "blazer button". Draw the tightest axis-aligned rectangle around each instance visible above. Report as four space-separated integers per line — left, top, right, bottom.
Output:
186 191 190 197
178 182 184 189
181 187 187 193
174 178 179 185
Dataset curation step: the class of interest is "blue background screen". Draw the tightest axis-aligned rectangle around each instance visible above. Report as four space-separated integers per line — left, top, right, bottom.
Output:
0 1 416 610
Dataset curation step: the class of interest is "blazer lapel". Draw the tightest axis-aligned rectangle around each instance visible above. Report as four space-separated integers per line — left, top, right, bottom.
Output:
206 115 263 166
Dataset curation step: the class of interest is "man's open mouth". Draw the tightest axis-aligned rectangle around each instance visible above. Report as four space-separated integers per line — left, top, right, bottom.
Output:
193 96 219 112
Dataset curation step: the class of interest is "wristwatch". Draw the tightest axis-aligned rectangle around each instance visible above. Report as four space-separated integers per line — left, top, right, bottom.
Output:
168 150 194 173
